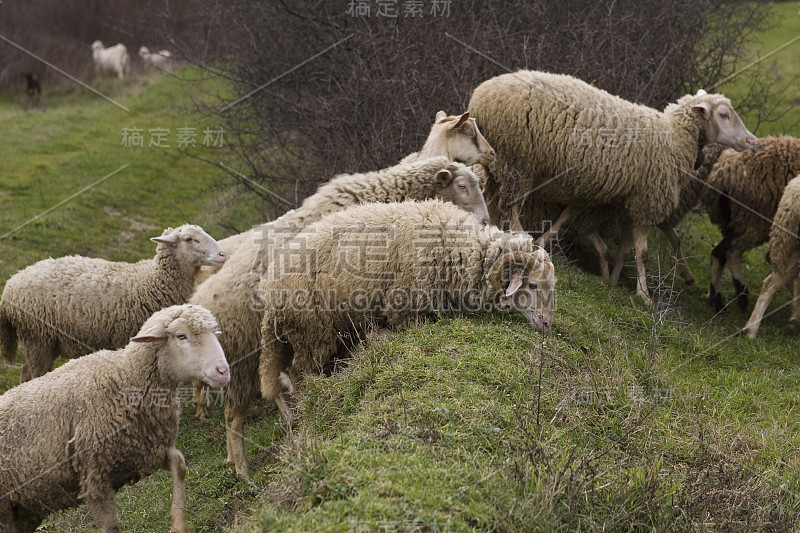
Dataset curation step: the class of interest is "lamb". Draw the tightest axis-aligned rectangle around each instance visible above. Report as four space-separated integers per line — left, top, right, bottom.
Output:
400 110 495 166
258 199 557 420
0 224 226 382
468 70 755 303
197 111 495 281
189 156 491 479
742 175 800 338
91 40 130 79
700 136 800 313
0 304 230 533
138 46 174 72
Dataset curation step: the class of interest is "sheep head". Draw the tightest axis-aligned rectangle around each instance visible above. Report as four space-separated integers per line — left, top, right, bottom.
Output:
151 224 227 268
435 163 491 226
685 91 755 152
421 110 496 166
132 304 230 388
487 247 556 332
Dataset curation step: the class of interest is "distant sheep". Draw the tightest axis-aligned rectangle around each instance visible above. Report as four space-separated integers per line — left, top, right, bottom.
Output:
743 175 800 338
258 199 556 419
401 110 495 166
190 156 491 479
91 40 130 79
701 136 800 312
139 46 174 72
0 304 230 533
0 225 225 381
469 70 754 303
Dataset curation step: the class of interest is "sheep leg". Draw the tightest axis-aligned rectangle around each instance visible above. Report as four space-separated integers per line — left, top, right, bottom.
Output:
166 447 188 533
610 230 634 285
225 402 250 481
709 237 732 313
193 380 209 421
743 271 787 339
658 225 694 286
86 488 120 533
535 205 581 249
631 226 653 305
584 230 610 279
19 338 57 383
726 250 748 310
786 277 800 334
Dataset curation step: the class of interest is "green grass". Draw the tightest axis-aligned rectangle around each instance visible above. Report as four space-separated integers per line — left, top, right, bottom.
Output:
2 8 800 532
720 1 800 137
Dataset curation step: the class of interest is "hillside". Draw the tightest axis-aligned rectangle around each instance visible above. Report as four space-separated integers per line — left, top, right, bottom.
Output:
1 5 799 530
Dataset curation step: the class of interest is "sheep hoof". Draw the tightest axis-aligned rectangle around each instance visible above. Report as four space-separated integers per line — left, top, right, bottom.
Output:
194 406 210 421
784 321 798 335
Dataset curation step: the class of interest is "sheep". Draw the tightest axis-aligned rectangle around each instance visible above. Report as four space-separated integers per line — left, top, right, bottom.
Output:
258 199 557 420
91 40 130 79
138 46 174 72
700 136 800 313
400 110 495 166
742 175 800 338
0 304 229 533
468 70 755 303
189 156 491 479
197 111 496 282
0 224 226 382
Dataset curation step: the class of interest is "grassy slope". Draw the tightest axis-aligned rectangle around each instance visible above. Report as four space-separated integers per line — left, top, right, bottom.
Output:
0 5 799 532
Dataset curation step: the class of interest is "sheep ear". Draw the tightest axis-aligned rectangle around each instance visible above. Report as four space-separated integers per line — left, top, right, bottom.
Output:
436 169 454 186
151 233 178 245
450 112 470 129
505 270 524 296
691 102 711 117
131 325 167 343
435 110 448 123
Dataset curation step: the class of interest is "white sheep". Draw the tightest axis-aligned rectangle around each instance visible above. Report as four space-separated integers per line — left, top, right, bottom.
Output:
469 70 755 303
258 199 556 420
91 40 130 79
138 46 174 72
742 175 800 338
0 304 230 533
199 111 495 281
0 225 226 382
190 156 491 479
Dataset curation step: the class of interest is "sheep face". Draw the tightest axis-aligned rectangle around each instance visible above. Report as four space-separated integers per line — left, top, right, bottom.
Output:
436 165 491 226
429 111 496 166
489 248 556 332
138 46 150 58
132 307 230 387
691 93 755 152
151 225 227 267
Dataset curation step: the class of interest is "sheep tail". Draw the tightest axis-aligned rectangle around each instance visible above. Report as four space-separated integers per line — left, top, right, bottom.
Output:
0 310 18 362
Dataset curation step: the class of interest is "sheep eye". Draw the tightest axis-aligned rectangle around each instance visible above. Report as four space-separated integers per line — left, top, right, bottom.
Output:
177 334 188 340
528 281 538 289
458 184 468 191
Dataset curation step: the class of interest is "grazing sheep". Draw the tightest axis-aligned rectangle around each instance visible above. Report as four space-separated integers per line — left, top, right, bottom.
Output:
258 199 556 420
138 46 174 72
401 110 495 166
0 304 230 533
190 156 491 479
468 70 754 303
701 136 800 313
0 225 226 382
91 40 130 79
742 175 800 338
198 112 495 281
